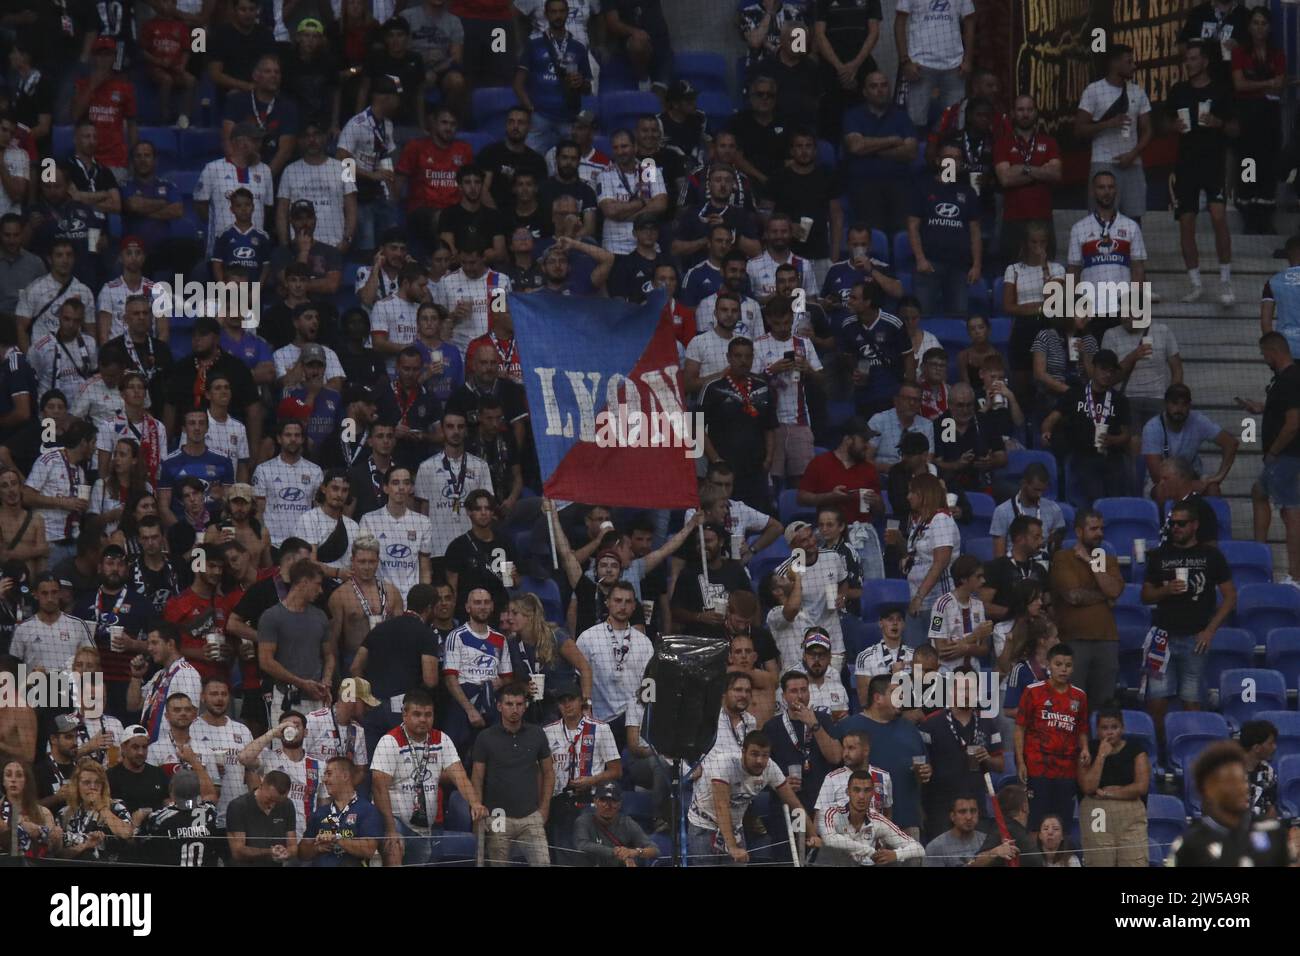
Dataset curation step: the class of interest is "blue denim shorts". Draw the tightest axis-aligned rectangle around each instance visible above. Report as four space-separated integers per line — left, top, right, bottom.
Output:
1145 634 1205 703
1261 455 1300 509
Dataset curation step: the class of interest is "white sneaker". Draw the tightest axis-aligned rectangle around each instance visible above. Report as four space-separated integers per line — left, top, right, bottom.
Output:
1219 282 1236 306
174 114 190 130
1181 285 1203 303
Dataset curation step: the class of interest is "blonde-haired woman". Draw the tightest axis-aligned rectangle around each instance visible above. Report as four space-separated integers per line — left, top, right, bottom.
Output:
502 593 592 723
0 759 61 859
897 473 961 645
57 758 134 861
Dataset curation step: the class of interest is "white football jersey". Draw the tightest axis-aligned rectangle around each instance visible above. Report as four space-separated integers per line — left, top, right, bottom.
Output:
252 454 324 547
358 506 433 602
414 451 495 555
432 268 512 359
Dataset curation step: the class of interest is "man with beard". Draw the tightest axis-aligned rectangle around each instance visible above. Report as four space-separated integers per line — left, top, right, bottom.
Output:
105 296 173 415
300 755 383 867
317 384 380 473
479 108 549 212
680 223 736 308
437 166 508 263
1142 384 1238 499
838 282 914 419
145 693 223 797
71 544 151 720
347 422 397 518
709 671 758 761
994 94 1062 263
302 678 373 771
797 630 850 721
776 521 848 668
204 484 272 571
253 420 324 555
433 239 513 357
1041 350 1132 507
258 560 333 721
633 115 686 217
465 398 523 517
1153 457 1221 546
764 670 843 814
1066 171 1149 339
701 337 778 512
375 348 443 471
1141 502 1235 735
370 265 428 375
239 711 328 839
107 725 169 819
538 140 598 237
225 771 296 866
671 523 753 641
131 517 181 612
158 411 236 522
164 543 231 682
816 729 895 823
395 106 472 254
577 582 654 750
441 587 513 752
162 318 260 452
596 129 668 255
188 676 255 826
746 214 816 304
294 470 360 583
328 536 405 681
277 122 358 254
694 249 763 336
414 411 495 557
445 489 516 617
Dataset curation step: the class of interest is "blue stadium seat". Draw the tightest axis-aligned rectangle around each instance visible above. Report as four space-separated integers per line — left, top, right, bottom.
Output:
1058 503 1075 531
1219 669 1288 730
964 537 994 563
697 91 736 132
998 450 1058 498
1265 627 1300 696
137 127 180 170
1203 628 1258 706
446 790 473 831
456 132 494 155
1095 498 1161 563
599 90 660 133
1090 709 1158 761
1235 583 1300 644
841 615 871 674
966 280 991 313
990 277 1007 314
1253 711 1300 762
672 52 730 94
169 168 200 197
965 492 995 539
892 231 914 271
988 316 1011 348
1145 794 1186 866
777 488 814 525
177 127 222 166
1166 711 1229 778
1111 592 1151 635
1117 626 1146 692
1279 754 1300 817
1162 497 1233 540
1218 541 1273 587
520 575 563 624
52 125 73 159
620 789 655 827
862 579 911 621
471 87 521 133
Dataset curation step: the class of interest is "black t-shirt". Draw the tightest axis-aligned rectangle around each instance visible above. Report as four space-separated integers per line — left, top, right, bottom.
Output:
642 147 687 214
107 762 170 814
656 109 707 161
1057 383 1130 460
727 111 790 188
932 413 1007 490
348 457 390 518
281 47 341 126
139 801 225 867
164 352 258 420
1263 362 1300 457
1087 736 1144 797
982 556 1048 616
438 203 507 251
670 560 754 640
1157 493 1219 546
760 56 825 133
445 380 528 429
35 756 75 800
609 250 671 302
364 50 426 125
771 165 844 261
762 711 838 812
131 555 182 614
918 710 1002 826
1178 1 1252 84
359 614 441 700
466 429 521 501
211 24 279 85
815 0 885 63
538 178 599 220
445 530 516 616
1166 79 1234 168
607 0 671 42
502 258 546 292
1145 542 1230 636
1172 815 1290 867
12 69 55 145
503 203 550 240
105 333 174 411
476 142 548 210
700 374 778 471
224 791 296 864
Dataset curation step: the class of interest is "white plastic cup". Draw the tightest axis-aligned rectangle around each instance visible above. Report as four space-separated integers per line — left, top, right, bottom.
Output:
77 484 92 501
368 614 384 629
1120 116 1132 139
108 626 125 653
641 600 655 623
499 560 515 587
240 311 259 330
86 226 102 250
1133 539 1146 563
1176 107 1191 131
886 519 900 533
858 488 872 514
969 171 982 196
1175 567 1189 584
730 532 744 559
787 763 803 782
798 217 813 242
205 633 223 660
710 595 729 615
282 725 299 743
1198 99 1213 122
529 673 546 701
1094 424 1106 452
1141 335 1154 348
1067 336 1080 362
946 493 958 509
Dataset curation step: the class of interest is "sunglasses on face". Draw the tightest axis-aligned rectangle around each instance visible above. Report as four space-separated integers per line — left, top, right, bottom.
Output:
1169 519 1193 527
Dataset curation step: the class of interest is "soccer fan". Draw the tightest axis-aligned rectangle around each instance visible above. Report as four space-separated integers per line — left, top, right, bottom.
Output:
194 125 274 263
118 143 188 274
96 237 155 344
28 300 97 398
574 782 659 867
298 756 383 867
819 770 924 867
1015 643 1090 829
576 581 653 750
763 670 842 813
256 558 333 721
927 555 993 673
841 71 917 234
597 129 668 255
1075 45 1154 223
1040 350 1132 506
472 683 554 867
127 622 203 744
1169 742 1292 866
108 296 173 414
923 794 1017 867
993 95 1062 263
208 0 279 96
336 76 402 253
543 683 621 862
188 676 255 827
14 240 94 351
238 711 327 840
841 283 914 420
221 53 298 179
359 467 433 602
136 770 223 867
225 771 297 866
1077 708 1151 867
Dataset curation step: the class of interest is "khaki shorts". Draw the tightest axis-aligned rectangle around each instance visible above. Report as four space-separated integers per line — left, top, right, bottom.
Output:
770 423 815 478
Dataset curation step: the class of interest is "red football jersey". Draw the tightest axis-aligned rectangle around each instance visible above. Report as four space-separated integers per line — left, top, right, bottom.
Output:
798 450 881 525
140 17 188 70
664 298 696 350
1016 680 1088 779
992 130 1060 222
164 588 229 683
73 76 136 169
396 138 473 211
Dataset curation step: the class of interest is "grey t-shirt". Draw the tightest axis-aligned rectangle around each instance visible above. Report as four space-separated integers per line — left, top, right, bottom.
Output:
405 6 465 68
472 722 551 819
922 828 997 867
258 601 330 682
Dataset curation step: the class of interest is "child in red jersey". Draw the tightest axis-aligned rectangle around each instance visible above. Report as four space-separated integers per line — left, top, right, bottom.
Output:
138 0 195 127
1015 642 1091 829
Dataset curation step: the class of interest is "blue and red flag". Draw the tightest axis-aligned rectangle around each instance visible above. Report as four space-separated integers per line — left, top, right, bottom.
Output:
509 289 700 509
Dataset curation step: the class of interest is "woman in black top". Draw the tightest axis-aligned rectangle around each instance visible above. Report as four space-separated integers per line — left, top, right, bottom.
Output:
1078 707 1151 867
502 593 590 724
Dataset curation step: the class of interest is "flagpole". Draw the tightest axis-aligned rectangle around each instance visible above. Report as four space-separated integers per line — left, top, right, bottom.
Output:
698 524 709 588
546 505 559 572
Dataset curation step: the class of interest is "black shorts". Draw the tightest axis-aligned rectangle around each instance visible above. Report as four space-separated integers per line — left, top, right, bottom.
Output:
1171 162 1226 218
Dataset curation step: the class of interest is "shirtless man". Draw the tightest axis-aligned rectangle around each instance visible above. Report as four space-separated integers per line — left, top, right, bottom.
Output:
0 467 49 576
728 632 777 725
327 536 404 671
0 656 37 764
205 484 272 570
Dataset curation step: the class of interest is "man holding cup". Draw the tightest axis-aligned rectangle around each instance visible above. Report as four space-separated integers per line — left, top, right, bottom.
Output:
543 683 621 864
163 543 231 683
22 420 98 568
762 670 843 814
1040 349 1132 508
71 543 152 721
444 488 516 621
916 666 1004 842
1140 501 1235 734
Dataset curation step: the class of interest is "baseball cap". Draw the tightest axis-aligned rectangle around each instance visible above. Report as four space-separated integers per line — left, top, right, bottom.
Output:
372 74 403 96
101 544 126 561
877 602 907 620
297 17 325 33
573 109 596 127
379 227 408 247
121 235 146 251
92 37 117 53
277 395 312 421
343 383 377 407
122 724 149 742
53 713 80 734
803 628 832 651
230 122 266 142
666 79 698 102
228 483 255 503
633 212 660 230
593 783 623 802
339 677 381 707
192 317 221 337
300 343 327 365
290 199 316 218
783 520 811 546
595 548 624 569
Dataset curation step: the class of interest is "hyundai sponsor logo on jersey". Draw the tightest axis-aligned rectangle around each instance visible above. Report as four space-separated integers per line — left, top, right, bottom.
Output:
387 544 412 559
280 487 304 502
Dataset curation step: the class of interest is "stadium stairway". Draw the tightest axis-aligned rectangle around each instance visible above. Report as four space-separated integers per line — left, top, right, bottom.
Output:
1051 205 1300 578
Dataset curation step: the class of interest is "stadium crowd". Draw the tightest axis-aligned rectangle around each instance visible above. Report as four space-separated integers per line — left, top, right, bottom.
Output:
0 0 1297 868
